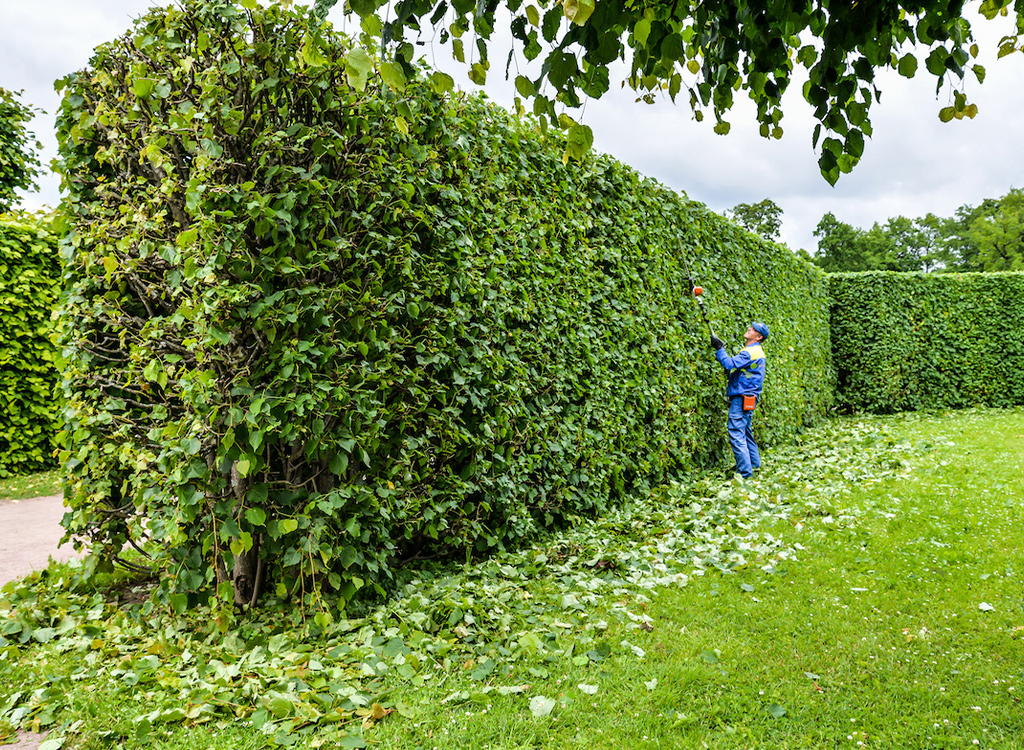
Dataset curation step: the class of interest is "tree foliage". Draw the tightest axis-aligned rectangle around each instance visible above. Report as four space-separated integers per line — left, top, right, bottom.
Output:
726 198 782 241
966 187 1024 270
0 88 41 213
55 0 832 612
812 187 1023 272
315 0 1024 184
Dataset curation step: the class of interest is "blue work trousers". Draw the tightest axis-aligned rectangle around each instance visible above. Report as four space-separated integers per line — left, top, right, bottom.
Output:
727 396 761 478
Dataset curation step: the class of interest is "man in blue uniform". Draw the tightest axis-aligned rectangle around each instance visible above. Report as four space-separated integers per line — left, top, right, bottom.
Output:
710 322 769 479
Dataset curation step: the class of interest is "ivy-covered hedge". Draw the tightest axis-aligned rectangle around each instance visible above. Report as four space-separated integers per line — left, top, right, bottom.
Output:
830 271 1024 412
55 0 831 608
0 216 60 476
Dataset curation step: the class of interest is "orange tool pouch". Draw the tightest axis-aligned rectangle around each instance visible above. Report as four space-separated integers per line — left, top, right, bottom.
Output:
742 394 757 412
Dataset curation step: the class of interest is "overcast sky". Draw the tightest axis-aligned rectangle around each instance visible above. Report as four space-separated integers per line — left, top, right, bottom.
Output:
2 0 1022 253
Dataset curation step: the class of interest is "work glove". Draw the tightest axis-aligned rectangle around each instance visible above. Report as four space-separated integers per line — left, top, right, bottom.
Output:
710 334 724 350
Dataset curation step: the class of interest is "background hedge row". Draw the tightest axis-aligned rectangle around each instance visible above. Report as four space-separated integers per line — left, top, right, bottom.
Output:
829 271 1024 413
0 216 59 477
54 0 831 607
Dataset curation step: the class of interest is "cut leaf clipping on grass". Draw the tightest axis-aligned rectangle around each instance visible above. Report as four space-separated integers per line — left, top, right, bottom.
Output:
529 696 557 718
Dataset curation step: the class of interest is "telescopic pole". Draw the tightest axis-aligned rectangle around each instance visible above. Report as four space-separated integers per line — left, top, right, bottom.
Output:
682 249 716 338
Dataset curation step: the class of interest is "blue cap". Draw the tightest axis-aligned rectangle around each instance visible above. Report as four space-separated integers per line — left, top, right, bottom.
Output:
751 322 770 341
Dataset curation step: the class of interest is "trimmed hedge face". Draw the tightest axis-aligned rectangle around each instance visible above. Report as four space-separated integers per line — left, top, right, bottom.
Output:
829 271 1024 413
55 0 831 606
0 218 60 476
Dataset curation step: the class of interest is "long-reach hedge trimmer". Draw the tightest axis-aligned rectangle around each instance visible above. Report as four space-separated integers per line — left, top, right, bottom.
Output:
682 250 717 339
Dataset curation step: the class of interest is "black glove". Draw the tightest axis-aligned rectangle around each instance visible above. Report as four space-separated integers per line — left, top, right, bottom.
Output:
710 334 724 350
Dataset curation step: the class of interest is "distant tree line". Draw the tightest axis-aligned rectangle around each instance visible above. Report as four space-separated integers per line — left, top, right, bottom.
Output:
0 88 40 213
812 188 1024 273
727 190 1024 273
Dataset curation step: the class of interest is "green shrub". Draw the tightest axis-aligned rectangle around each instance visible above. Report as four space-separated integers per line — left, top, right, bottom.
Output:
0 216 60 476
829 271 1024 413
55 0 831 609
0 88 42 214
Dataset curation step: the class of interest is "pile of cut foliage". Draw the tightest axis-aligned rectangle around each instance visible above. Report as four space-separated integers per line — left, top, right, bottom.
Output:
1 416 919 747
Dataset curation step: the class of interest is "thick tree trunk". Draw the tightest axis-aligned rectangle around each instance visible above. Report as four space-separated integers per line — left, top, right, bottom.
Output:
232 540 261 607
229 460 263 607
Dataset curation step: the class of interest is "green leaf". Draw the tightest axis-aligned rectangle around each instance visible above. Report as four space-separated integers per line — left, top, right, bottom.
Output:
469 62 488 86
340 545 359 568
542 7 562 41
563 0 595 26
430 71 455 93
262 691 296 719
143 359 161 383
380 61 407 91
980 0 1003 19
132 78 156 98
529 695 556 717
515 75 536 97
797 45 817 66
897 53 918 78
562 123 594 162
32 627 57 643
660 33 684 61
245 507 267 526
329 452 350 475
345 48 374 91
846 128 865 159
634 18 651 47
925 47 948 76
766 703 787 719
168 594 189 614
300 33 330 67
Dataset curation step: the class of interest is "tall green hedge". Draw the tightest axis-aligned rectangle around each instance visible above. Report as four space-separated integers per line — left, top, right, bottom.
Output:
830 271 1024 412
55 0 831 608
0 216 60 476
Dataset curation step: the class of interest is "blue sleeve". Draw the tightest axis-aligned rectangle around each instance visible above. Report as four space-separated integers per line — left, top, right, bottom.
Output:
715 348 752 372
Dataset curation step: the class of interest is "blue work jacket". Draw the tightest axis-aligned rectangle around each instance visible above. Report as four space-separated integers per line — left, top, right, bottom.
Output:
715 342 766 397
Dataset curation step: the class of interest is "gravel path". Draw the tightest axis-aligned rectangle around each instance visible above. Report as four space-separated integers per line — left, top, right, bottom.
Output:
0 495 79 587
1 495 79 750
5 732 49 750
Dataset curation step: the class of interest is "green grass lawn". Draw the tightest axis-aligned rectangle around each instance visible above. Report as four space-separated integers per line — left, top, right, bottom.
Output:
2 409 1022 749
0 469 62 502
